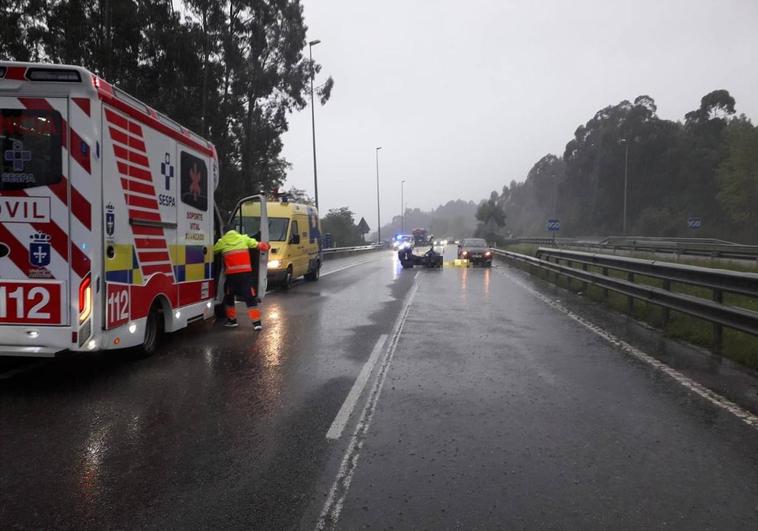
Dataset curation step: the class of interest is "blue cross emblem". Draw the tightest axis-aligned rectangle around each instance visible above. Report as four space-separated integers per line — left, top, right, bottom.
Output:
161 153 174 190
29 233 51 268
4 140 32 172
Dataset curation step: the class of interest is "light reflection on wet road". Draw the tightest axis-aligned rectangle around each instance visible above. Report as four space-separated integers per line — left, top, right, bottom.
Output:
2 249 758 530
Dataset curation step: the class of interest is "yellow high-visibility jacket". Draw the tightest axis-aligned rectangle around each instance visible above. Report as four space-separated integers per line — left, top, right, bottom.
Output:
213 230 259 274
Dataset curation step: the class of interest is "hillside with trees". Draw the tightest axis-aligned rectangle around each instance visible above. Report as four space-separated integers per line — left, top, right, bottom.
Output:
479 91 758 244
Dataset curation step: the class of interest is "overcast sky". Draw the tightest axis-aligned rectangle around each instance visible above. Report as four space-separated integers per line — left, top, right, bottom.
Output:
280 0 758 229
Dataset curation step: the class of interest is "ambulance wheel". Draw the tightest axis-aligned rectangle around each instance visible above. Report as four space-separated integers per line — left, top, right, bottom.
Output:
401 260 414 269
281 266 293 290
141 304 161 356
305 263 320 281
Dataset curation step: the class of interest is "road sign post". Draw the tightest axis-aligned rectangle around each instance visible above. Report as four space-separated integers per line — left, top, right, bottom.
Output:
547 219 560 242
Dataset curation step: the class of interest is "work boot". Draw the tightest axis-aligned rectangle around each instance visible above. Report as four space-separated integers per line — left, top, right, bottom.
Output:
253 321 263 331
225 319 239 328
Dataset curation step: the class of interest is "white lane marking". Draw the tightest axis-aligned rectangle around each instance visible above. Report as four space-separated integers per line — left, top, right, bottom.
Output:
496 268 758 430
320 258 379 278
0 361 46 380
326 334 389 440
316 272 421 530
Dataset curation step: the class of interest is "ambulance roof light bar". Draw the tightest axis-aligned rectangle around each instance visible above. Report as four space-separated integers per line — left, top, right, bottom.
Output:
27 67 81 82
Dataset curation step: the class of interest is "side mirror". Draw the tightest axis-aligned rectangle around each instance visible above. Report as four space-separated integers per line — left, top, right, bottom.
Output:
290 233 300 245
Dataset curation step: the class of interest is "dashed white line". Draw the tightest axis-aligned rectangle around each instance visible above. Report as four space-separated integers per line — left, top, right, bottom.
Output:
496 267 758 430
316 272 420 530
326 334 389 440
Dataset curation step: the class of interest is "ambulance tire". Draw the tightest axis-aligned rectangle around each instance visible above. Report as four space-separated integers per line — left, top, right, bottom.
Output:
141 304 162 356
305 262 320 281
281 266 293 290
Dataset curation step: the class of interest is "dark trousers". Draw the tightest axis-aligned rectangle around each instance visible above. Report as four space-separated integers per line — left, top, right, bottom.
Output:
223 272 261 322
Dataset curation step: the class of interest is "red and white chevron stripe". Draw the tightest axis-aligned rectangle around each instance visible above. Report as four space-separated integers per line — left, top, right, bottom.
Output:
104 108 174 279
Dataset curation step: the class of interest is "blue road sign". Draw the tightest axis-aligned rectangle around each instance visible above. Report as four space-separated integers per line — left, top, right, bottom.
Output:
547 219 560 232
688 217 702 229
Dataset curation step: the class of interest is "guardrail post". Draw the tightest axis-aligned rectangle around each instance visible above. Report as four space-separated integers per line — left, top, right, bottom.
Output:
582 263 588 292
661 279 671 328
626 272 635 314
601 267 609 298
713 289 723 353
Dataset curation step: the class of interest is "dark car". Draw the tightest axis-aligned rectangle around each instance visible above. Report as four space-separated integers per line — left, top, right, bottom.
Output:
458 238 493 266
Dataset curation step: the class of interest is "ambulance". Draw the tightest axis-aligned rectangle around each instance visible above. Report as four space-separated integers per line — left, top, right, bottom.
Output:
260 196 322 288
0 62 268 356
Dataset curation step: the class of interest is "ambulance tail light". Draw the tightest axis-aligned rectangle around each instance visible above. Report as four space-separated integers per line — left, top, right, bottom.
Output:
79 275 92 323
27 68 81 82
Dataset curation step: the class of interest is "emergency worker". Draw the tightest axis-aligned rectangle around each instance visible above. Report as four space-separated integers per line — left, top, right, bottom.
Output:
213 225 270 330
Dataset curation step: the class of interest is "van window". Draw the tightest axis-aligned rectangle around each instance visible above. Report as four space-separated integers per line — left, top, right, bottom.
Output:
290 220 299 241
180 151 208 211
0 109 62 190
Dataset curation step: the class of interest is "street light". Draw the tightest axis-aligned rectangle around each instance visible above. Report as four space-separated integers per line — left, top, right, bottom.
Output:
375 147 382 243
309 39 321 210
401 179 406 233
620 138 630 235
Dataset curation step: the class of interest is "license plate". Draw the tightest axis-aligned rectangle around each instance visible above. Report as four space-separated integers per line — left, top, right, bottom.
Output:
0 281 62 325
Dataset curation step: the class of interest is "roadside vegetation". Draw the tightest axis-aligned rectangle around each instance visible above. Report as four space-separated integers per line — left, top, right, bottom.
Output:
1 0 333 213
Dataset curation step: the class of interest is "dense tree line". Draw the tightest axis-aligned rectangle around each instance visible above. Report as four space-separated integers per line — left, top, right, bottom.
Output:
483 91 758 243
0 0 333 211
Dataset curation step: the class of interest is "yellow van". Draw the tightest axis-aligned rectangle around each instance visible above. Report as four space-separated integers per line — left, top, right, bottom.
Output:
265 199 322 288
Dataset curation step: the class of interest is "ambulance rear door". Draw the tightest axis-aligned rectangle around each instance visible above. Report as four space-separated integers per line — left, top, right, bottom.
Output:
0 96 72 332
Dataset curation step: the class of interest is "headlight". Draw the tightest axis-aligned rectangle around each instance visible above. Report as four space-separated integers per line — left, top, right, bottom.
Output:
485 251 492 257
462 251 468 256
268 259 282 269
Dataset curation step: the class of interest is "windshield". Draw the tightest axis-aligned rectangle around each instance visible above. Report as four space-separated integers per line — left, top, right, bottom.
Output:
463 238 487 247
239 216 289 241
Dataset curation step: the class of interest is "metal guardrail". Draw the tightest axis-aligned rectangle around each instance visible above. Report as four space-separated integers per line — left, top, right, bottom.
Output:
502 236 758 261
322 244 384 259
493 247 758 350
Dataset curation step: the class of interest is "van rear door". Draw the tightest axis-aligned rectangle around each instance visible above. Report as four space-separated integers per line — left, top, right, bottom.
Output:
0 97 71 328
229 195 269 300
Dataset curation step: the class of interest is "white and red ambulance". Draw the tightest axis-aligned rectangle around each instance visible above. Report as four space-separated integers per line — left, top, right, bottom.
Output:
0 62 268 356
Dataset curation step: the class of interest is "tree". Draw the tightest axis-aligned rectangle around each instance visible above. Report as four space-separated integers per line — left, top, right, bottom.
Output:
475 191 506 242
282 186 315 205
321 207 363 247
0 0 334 213
716 117 758 241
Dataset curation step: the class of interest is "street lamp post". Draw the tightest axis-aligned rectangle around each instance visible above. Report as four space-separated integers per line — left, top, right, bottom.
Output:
620 138 629 235
401 179 406 233
375 147 382 243
309 39 321 210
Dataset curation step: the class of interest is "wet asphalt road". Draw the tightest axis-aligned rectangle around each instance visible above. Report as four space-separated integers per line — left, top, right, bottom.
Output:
2 248 758 530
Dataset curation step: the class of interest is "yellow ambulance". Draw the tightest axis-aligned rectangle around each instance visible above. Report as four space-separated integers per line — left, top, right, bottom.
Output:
264 198 322 288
